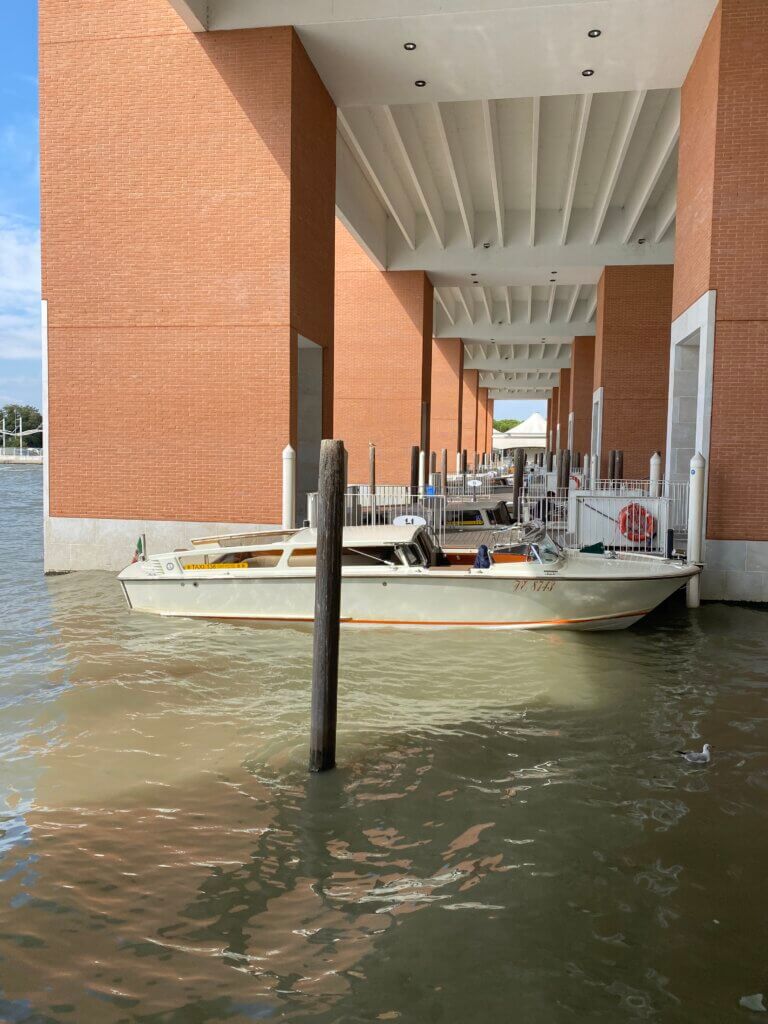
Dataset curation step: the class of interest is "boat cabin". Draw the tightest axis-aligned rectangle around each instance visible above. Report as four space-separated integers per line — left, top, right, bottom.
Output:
444 499 514 530
176 524 536 573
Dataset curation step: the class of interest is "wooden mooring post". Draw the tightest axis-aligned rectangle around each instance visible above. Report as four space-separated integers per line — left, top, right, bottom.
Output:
410 445 419 497
309 439 345 773
441 448 448 495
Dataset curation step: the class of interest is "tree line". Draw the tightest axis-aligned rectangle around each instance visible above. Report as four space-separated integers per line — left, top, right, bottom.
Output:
1 404 43 447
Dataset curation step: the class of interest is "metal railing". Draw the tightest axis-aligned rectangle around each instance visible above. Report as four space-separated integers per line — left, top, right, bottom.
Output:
515 477 690 555
310 486 447 546
0 447 42 460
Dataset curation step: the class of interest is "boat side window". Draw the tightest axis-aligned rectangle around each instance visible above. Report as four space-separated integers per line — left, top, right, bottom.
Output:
398 544 427 567
341 546 398 567
287 547 317 567
486 507 497 525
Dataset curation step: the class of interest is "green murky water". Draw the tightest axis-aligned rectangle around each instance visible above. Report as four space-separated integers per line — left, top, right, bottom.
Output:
1 465 767 1022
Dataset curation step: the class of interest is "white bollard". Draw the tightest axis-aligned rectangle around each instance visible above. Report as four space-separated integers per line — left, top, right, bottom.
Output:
307 492 318 528
583 453 590 487
455 451 462 474
282 444 296 529
686 452 706 608
589 452 598 490
418 450 426 493
649 451 662 498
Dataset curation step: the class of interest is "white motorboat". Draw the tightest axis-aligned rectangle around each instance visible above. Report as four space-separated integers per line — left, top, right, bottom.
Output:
118 525 699 631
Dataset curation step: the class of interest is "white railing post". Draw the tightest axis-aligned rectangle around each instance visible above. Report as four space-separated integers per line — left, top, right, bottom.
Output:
686 452 706 608
282 444 296 529
649 451 662 497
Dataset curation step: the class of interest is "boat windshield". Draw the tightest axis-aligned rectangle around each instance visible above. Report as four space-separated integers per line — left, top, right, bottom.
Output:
529 536 562 564
494 501 513 525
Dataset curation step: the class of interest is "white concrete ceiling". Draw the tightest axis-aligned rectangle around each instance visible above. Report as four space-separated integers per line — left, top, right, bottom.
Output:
189 0 716 107
173 0 714 385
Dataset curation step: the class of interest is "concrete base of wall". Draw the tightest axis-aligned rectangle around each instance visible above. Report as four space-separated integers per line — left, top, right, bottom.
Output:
702 540 768 602
44 516 278 572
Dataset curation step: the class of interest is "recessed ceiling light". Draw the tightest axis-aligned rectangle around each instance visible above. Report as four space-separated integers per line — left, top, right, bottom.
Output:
483 242 491 249
415 80 427 87
638 238 646 244
582 68 594 77
588 29 601 38
404 42 417 51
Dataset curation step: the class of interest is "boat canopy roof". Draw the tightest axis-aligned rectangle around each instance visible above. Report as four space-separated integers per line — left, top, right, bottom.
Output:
291 525 424 547
190 524 427 550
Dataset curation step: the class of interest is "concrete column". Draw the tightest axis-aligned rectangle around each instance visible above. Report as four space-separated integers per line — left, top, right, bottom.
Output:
569 337 595 458
673 0 768 601
557 369 571 453
431 338 463 456
461 370 479 455
334 221 432 484
40 11 336 569
593 266 673 478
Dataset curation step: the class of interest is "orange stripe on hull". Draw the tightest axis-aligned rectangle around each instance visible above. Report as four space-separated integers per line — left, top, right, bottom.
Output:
165 609 651 627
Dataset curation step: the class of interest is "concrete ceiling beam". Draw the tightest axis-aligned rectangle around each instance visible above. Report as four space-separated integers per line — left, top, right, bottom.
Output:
621 90 680 244
338 109 417 249
384 105 446 248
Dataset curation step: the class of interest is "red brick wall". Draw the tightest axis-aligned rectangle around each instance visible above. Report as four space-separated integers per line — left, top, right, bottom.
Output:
549 388 559 448
40 2 335 522
593 266 673 478
485 397 494 454
673 4 721 320
431 338 463 455
461 370 479 455
476 388 488 457
334 221 433 483
568 337 595 458
557 369 571 449
676 0 768 539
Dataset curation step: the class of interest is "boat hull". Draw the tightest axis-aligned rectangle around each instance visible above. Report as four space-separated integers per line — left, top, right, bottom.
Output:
120 565 694 631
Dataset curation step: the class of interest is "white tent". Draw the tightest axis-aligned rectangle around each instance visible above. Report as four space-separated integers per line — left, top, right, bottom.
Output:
493 411 547 452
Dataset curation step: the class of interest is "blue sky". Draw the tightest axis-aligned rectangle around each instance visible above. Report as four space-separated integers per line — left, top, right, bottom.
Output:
1 3 40 407
0 4 544 422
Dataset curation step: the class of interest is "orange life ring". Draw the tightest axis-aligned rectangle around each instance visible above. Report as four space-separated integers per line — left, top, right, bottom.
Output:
618 502 655 542
570 473 581 489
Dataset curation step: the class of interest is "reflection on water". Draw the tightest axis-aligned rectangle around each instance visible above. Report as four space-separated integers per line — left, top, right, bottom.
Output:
1 465 767 1022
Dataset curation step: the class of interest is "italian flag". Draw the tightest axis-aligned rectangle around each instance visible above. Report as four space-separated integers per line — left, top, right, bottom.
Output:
131 536 145 563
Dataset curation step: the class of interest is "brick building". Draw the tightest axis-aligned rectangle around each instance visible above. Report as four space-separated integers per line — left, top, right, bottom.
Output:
39 0 767 600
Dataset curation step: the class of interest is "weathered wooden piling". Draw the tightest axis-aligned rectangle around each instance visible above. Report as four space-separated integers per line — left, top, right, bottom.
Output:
614 449 624 481
441 449 448 495
309 439 345 773
369 442 376 495
461 449 468 474
607 449 616 482
562 448 571 489
430 451 437 477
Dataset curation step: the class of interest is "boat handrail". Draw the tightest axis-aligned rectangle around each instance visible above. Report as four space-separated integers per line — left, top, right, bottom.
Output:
190 527 303 547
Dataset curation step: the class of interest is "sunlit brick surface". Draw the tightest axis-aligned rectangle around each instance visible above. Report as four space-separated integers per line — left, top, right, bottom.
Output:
40 3 335 522
334 222 432 484
594 266 673 479
675 0 768 541
430 338 463 457
569 337 595 459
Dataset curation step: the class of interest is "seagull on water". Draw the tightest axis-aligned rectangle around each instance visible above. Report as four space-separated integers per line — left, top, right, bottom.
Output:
676 743 712 764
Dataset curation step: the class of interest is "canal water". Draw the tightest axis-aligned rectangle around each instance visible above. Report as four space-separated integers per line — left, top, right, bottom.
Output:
1 465 767 1023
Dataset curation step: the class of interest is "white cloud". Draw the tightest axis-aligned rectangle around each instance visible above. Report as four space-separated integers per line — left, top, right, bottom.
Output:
0 215 41 360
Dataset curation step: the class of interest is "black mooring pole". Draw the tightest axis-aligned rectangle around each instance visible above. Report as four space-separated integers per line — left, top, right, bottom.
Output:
410 445 419 497
309 439 345 773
